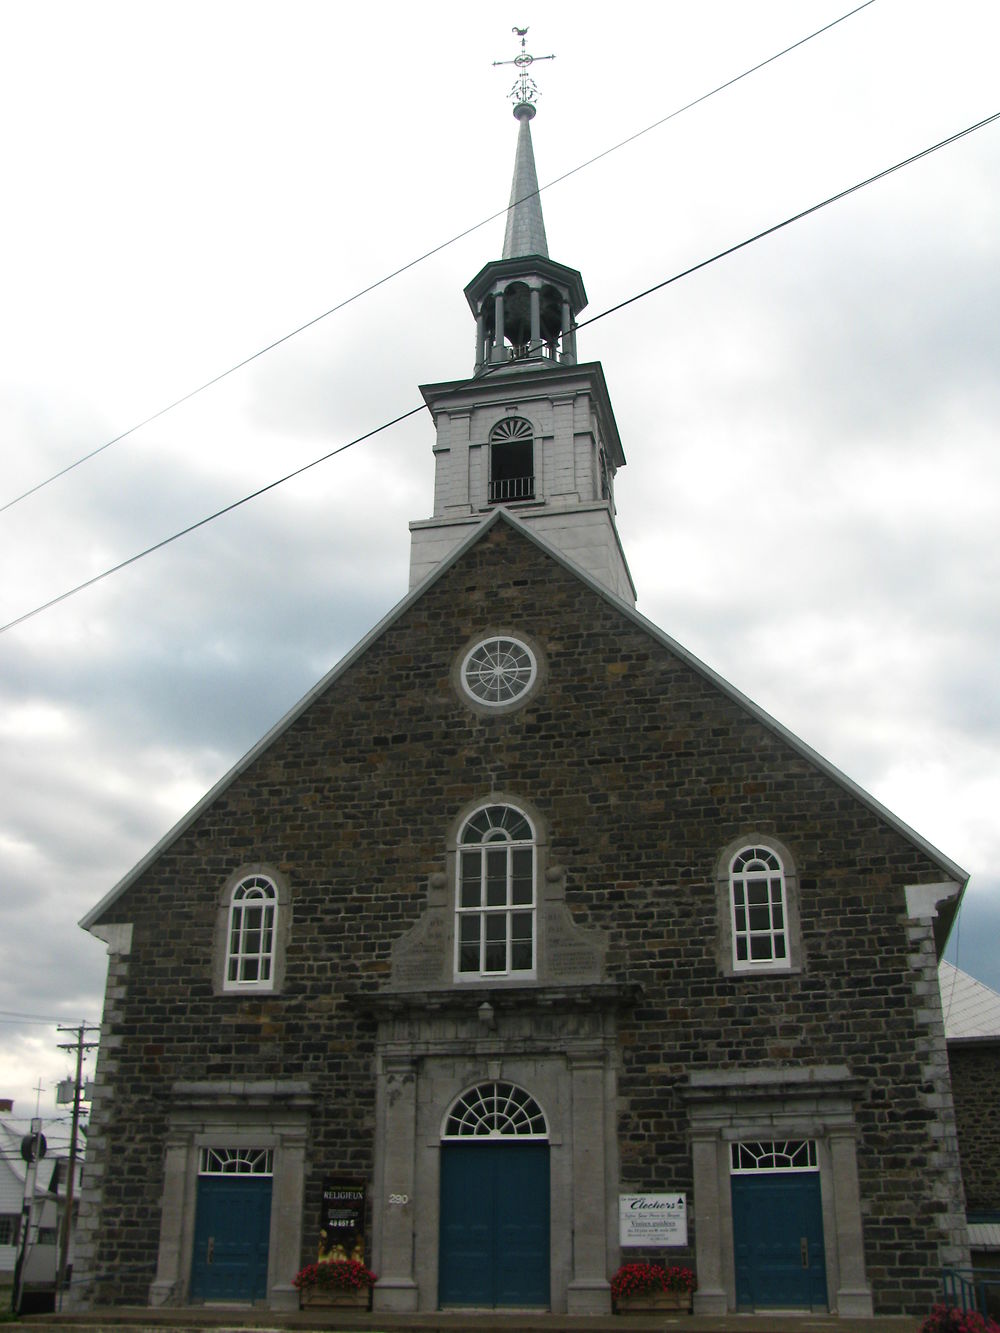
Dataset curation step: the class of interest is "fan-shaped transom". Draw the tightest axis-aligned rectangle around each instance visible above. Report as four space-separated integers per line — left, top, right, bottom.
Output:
443 1082 548 1139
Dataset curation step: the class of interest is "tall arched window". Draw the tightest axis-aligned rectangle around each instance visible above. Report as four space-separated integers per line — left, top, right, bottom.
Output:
729 846 789 970
225 874 278 989
489 417 534 503
456 805 535 977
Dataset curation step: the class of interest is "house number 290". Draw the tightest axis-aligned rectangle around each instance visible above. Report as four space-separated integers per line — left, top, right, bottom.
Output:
388 1193 409 1206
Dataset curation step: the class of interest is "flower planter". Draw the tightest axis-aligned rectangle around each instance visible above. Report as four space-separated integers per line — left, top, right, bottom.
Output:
611 1262 696 1314
300 1284 371 1309
615 1289 693 1313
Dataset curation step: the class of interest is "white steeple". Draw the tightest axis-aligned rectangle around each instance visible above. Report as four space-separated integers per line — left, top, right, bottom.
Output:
408 49 634 604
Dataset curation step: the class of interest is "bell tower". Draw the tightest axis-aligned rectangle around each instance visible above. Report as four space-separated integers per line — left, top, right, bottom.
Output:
408 36 635 604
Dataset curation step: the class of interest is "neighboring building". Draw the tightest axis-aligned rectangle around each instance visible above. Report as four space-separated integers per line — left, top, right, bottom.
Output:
0 1117 26 1289
0 1116 76 1310
72 87 972 1318
941 961 1000 1309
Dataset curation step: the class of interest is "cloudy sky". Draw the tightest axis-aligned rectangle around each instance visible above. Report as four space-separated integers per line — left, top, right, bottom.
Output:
2 0 998 1132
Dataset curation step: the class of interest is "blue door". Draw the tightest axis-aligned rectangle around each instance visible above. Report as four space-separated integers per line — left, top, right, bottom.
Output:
439 1142 549 1307
189 1175 272 1301
732 1172 827 1309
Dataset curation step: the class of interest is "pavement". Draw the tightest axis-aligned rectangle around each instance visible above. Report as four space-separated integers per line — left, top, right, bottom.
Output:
3 1307 927 1333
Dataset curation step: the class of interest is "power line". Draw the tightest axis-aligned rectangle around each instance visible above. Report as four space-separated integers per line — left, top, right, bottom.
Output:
0 1 877 517
0 1008 71 1024
2 107 996 639
575 109 1000 334
0 406 425 633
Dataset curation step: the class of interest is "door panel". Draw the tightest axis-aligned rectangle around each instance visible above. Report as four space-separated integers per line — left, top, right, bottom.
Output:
732 1172 826 1310
439 1142 549 1308
190 1175 272 1301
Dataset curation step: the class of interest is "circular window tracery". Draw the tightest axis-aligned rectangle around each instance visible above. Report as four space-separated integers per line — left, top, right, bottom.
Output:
443 1082 548 1139
462 636 536 706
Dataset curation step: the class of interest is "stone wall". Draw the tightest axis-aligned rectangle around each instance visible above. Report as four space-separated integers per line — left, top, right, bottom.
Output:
949 1042 1000 1213
80 518 965 1313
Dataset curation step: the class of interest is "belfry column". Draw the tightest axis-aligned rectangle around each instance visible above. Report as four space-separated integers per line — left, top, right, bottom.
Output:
491 289 506 363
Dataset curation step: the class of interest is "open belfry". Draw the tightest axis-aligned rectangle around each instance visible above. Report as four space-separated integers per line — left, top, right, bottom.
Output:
75 30 969 1318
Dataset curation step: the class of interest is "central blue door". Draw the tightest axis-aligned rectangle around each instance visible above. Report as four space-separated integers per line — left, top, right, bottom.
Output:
189 1175 272 1301
732 1172 827 1309
439 1142 549 1307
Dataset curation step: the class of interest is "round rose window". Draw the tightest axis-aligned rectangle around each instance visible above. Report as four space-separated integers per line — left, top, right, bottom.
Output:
461 636 537 706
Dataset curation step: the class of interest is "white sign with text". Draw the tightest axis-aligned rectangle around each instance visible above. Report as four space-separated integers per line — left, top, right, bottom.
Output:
619 1193 688 1247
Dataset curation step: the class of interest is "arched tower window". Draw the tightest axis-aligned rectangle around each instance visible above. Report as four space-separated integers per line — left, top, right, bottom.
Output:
456 805 535 977
225 874 277 989
443 1082 548 1139
489 417 534 503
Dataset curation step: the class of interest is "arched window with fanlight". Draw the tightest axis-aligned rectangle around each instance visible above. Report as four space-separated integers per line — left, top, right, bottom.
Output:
729 845 790 971
456 805 535 978
488 417 535 503
442 1082 548 1139
225 874 278 990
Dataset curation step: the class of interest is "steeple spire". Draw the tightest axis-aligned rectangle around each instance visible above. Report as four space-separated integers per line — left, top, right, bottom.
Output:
492 28 554 260
503 102 548 260
461 32 585 376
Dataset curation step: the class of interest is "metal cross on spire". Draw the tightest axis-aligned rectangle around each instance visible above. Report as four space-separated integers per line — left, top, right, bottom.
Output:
492 26 554 107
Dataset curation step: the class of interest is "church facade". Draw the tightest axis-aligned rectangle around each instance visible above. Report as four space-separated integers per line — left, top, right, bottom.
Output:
73 90 970 1319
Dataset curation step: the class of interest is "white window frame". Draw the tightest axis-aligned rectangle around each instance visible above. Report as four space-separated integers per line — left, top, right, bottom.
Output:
199 1146 274 1176
225 874 278 991
730 1140 818 1173
461 636 537 707
729 845 791 972
455 805 536 980
442 1081 549 1140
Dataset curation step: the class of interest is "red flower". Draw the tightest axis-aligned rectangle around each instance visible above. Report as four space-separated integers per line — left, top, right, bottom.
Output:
610 1262 696 1300
292 1259 377 1291
919 1306 1000 1333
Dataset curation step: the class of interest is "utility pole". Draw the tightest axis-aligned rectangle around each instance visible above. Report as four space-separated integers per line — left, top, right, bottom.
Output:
12 1081 45 1315
56 1023 99 1308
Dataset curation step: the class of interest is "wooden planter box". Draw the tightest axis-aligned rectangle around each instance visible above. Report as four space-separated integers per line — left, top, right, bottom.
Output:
615 1288 693 1313
300 1284 372 1309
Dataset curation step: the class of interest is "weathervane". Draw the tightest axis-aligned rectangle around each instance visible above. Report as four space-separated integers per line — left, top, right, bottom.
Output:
492 26 554 107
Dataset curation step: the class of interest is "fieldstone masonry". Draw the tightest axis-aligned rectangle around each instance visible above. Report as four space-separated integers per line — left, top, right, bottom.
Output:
76 518 969 1316
949 1043 1000 1215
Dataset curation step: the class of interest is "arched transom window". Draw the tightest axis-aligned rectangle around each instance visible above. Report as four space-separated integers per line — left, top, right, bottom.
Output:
729 846 788 970
443 1082 548 1139
489 417 534 503
456 805 535 977
226 874 277 989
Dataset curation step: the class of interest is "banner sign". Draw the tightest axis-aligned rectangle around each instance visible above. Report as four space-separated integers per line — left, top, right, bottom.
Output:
619 1193 687 1247
320 1178 366 1263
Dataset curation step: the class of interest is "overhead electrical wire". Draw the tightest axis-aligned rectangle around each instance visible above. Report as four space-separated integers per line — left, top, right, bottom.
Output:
0 1008 73 1024
574 109 1000 334
0 0 877 517
1 106 997 639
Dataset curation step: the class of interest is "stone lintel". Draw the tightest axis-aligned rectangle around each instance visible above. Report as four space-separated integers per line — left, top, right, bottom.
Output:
169 1079 313 1110
367 981 641 1020
684 1065 863 1104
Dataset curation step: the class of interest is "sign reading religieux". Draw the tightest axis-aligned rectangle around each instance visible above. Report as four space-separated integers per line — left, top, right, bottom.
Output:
619 1194 688 1247
320 1178 366 1262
